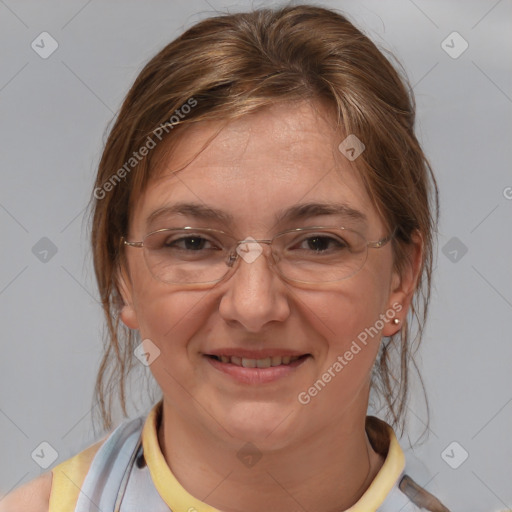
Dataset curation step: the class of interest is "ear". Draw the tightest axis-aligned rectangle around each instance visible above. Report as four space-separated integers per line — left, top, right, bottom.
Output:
382 230 424 337
117 262 140 330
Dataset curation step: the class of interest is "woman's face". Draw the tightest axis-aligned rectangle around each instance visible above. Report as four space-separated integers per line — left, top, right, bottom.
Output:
119 100 416 447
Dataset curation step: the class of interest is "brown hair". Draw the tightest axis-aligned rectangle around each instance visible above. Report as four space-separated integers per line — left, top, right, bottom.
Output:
88 4 439 435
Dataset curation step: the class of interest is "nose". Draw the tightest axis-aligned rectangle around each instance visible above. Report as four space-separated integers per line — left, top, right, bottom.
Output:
218 241 291 332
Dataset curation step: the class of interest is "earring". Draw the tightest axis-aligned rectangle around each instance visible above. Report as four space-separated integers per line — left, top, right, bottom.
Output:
392 318 400 325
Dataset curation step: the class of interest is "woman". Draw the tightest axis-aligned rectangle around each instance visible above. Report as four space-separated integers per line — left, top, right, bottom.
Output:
2 4 449 511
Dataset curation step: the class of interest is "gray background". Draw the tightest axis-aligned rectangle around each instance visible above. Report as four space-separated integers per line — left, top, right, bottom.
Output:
1 0 511 510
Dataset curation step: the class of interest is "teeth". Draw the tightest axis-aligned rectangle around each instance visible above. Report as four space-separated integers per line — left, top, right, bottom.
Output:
271 356 282 367
215 355 301 367
256 357 272 368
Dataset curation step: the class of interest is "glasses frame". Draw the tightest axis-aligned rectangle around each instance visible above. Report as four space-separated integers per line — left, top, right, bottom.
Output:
121 225 396 285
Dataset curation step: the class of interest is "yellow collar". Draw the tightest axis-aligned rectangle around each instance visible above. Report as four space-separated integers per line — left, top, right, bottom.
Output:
142 401 405 512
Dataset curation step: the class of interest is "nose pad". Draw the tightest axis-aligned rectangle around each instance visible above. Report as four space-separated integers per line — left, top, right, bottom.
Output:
235 237 265 265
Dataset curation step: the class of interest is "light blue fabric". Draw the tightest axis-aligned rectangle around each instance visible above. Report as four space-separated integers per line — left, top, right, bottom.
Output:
74 415 422 512
74 417 170 511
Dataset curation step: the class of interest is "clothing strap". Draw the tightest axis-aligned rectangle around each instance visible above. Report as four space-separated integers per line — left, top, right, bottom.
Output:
73 416 170 512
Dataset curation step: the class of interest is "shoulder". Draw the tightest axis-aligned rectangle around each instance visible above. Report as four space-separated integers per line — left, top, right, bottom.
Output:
0 413 151 512
0 435 107 512
0 472 52 512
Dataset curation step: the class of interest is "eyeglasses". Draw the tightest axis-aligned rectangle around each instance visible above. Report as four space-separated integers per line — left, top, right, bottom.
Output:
122 226 395 285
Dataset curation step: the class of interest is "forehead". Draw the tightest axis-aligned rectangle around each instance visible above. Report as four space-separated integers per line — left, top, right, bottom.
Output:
130 101 382 235
165 101 340 175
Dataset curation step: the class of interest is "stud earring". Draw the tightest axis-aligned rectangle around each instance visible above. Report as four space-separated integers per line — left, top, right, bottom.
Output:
392 318 400 325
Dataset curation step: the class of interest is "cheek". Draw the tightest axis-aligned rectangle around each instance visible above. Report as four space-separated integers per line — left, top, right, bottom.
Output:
127 256 209 353
300 263 394 382
126 256 194 344
133 286 208 350
297 281 390 416
133 286 215 401
309 273 391 349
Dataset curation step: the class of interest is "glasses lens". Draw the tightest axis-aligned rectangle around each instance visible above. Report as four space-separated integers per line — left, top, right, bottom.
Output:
139 227 370 285
143 229 232 284
273 228 368 283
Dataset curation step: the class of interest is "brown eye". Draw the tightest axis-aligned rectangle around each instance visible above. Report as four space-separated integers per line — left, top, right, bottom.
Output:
300 235 348 252
166 235 212 251
146 231 221 253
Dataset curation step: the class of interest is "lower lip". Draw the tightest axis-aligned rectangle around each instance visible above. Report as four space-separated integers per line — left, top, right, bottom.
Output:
205 355 309 384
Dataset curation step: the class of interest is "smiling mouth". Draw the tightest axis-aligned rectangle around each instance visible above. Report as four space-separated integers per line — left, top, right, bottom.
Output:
206 354 309 368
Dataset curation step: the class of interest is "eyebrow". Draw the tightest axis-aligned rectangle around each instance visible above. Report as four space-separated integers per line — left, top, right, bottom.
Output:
145 201 368 230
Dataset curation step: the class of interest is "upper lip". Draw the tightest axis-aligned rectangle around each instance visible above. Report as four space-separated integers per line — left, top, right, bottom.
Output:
205 349 310 358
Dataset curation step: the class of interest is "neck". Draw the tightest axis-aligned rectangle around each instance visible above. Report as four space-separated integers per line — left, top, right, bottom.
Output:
157 398 385 512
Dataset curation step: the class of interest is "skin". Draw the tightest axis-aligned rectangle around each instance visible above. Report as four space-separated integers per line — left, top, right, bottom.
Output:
116 99 423 512
0 473 51 512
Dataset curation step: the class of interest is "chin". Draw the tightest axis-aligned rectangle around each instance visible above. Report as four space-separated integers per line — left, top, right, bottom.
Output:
214 400 299 447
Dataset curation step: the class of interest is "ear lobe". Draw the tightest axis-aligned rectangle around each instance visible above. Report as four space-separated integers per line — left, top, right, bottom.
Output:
120 304 139 330
117 264 139 330
382 230 424 337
